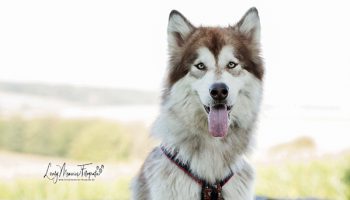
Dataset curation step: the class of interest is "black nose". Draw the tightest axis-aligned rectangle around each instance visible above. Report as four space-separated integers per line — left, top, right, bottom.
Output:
209 83 229 101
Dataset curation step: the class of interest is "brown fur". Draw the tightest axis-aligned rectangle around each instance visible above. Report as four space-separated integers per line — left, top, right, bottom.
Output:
165 26 263 101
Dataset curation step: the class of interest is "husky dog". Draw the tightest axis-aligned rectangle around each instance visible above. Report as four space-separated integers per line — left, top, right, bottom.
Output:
132 7 263 200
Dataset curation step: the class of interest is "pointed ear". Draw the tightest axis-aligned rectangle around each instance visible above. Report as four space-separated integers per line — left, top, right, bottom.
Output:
167 10 195 52
236 7 261 42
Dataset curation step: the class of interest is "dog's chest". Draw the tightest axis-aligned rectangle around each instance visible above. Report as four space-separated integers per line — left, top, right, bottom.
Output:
147 156 254 200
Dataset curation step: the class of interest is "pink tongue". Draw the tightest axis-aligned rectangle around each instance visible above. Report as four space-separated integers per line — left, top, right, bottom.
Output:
208 105 229 137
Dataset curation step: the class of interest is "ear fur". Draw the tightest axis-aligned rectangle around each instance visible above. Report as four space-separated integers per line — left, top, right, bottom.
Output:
167 10 195 52
236 7 261 42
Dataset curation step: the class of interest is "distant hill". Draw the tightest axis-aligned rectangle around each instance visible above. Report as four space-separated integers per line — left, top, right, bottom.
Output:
0 81 159 106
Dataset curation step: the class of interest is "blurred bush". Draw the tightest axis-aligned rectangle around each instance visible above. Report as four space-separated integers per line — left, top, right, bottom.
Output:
343 163 350 199
68 121 132 161
268 137 316 155
0 116 153 162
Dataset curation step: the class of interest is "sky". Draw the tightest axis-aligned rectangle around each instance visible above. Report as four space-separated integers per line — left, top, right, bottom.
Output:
1 0 350 107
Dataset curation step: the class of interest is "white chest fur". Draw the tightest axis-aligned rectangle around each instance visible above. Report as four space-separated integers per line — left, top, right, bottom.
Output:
141 148 254 200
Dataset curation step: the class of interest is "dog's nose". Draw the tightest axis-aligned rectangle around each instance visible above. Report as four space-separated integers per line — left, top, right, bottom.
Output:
209 83 229 101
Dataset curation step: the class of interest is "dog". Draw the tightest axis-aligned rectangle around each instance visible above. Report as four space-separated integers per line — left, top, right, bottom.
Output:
132 7 264 200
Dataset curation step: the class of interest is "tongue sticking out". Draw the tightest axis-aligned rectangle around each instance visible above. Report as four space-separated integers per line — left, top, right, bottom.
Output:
208 104 229 137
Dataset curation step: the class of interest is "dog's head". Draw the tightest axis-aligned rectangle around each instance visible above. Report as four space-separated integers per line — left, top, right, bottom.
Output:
162 8 263 138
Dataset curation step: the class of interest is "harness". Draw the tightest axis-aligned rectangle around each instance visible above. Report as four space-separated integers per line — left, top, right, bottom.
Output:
161 145 234 200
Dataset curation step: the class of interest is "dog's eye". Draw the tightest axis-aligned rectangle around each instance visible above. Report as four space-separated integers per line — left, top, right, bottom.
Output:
194 62 206 70
226 61 238 69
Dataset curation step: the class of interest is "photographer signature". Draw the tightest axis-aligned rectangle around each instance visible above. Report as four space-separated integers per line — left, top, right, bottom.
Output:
43 162 104 183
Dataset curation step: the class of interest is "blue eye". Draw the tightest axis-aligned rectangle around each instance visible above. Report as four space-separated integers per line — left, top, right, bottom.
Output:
194 62 206 70
227 61 238 69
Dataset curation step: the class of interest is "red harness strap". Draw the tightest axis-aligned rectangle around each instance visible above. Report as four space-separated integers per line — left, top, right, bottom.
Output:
160 145 234 200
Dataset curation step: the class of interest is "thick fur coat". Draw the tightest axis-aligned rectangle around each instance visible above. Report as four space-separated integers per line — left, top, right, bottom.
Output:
132 7 264 200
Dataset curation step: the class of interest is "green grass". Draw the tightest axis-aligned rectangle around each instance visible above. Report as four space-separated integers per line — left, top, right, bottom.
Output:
0 178 131 200
256 154 350 199
0 155 348 200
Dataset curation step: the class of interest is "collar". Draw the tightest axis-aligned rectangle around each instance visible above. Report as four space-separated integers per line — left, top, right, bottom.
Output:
160 145 234 200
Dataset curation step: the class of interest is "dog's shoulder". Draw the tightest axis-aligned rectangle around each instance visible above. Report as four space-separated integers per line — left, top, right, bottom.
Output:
131 147 162 200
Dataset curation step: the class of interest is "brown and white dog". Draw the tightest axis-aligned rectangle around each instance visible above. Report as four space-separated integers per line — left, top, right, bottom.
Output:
132 7 264 200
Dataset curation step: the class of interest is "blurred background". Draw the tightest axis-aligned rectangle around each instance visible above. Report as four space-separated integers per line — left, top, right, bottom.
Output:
0 0 349 199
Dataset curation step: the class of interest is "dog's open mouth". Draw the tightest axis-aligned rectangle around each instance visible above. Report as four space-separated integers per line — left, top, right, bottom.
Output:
204 104 232 114
203 104 233 138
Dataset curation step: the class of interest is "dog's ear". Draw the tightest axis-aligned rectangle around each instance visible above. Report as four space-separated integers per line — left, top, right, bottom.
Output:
167 10 195 52
236 7 261 42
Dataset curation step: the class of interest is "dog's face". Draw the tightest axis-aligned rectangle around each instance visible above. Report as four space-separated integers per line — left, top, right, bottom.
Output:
163 8 263 138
